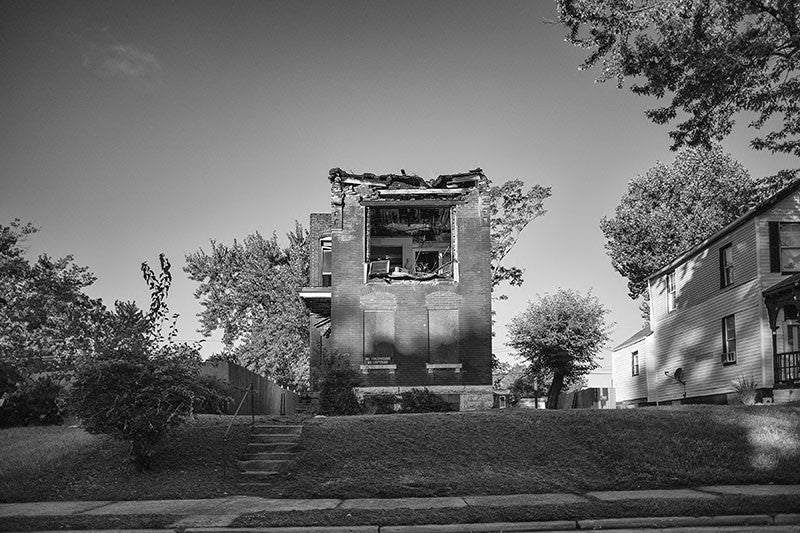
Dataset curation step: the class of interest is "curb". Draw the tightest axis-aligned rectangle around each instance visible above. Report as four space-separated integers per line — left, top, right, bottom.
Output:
9 515 800 532
182 514 800 532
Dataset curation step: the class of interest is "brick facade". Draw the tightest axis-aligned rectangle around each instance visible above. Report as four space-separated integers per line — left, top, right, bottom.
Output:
301 168 494 410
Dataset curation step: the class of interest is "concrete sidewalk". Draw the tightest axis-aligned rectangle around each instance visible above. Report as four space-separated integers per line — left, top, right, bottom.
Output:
1 485 799 531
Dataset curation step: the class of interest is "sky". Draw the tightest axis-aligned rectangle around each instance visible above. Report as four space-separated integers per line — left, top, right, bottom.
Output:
2 0 797 377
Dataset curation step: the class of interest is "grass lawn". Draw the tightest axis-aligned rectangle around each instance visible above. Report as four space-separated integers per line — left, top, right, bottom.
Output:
0 414 252 502
247 404 800 499
1 404 798 505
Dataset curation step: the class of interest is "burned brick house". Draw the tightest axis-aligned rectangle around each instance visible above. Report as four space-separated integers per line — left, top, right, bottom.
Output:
299 168 494 410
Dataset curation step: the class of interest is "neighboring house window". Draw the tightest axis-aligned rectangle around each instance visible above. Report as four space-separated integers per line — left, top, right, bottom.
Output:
666 271 676 312
719 243 734 288
721 314 737 364
366 206 454 280
769 222 800 273
787 324 800 353
631 351 639 376
321 237 332 287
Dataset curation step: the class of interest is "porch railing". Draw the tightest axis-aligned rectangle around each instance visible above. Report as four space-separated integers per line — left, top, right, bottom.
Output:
774 350 800 385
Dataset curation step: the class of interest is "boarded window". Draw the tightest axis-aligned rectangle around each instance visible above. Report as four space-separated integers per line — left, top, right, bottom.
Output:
364 311 394 364
428 309 459 364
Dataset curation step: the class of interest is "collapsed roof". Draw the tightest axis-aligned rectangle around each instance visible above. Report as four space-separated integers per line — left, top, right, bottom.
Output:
328 167 487 191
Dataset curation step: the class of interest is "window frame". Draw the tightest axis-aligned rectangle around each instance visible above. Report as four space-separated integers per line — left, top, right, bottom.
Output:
721 314 737 364
320 237 332 287
787 323 800 353
780 222 800 273
666 271 676 312
771 221 800 274
719 243 734 288
631 350 639 376
364 204 456 282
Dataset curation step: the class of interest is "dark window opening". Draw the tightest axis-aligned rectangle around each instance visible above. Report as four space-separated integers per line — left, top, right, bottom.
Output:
787 324 800 352
720 243 734 288
366 206 454 280
722 314 737 364
631 351 639 376
321 238 332 287
666 271 676 312
771 221 800 274
781 223 800 272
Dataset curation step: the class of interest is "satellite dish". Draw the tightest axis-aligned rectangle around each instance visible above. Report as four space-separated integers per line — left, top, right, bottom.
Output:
674 367 684 383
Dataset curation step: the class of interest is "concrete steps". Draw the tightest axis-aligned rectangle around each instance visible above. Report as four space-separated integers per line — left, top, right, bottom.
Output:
237 424 303 484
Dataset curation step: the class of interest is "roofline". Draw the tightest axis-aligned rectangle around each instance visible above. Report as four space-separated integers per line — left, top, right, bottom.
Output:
612 329 652 352
648 179 800 281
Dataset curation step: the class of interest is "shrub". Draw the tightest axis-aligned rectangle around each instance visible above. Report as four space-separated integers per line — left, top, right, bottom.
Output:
71 301 203 470
733 376 759 405
318 353 361 416
399 388 453 413
0 375 67 427
194 375 234 414
362 393 398 414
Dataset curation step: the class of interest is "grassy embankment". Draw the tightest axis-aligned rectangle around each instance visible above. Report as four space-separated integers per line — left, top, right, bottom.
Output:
0 414 251 502
1 405 798 502
263 404 800 499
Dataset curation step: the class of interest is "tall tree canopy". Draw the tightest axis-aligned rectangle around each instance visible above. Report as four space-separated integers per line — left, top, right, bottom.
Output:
558 0 800 160
184 223 309 389
507 288 611 409
601 146 793 319
489 180 551 294
0 220 106 374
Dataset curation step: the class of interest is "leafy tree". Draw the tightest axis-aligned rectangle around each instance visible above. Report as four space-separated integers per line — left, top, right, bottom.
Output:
509 371 548 405
558 0 800 161
184 223 309 389
71 256 213 470
489 180 551 293
601 145 794 319
488 179 551 370
507 288 611 409
0 220 106 375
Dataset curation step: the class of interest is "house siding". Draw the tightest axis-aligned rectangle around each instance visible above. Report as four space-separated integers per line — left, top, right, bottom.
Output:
755 191 800 387
649 279 763 402
623 184 800 404
612 335 650 404
648 219 761 403
650 220 758 324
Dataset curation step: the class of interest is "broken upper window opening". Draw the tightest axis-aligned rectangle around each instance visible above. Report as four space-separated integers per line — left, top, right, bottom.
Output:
321 237 332 287
366 206 454 281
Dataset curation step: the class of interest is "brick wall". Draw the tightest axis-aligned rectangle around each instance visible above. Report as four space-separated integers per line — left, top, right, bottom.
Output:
328 187 493 393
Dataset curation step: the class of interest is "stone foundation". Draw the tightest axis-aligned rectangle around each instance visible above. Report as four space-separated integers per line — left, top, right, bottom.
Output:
356 384 494 411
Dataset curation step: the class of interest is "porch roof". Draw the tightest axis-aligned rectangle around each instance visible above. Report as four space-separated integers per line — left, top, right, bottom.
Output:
762 273 800 330
763 272 800 298
298 287 331 316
